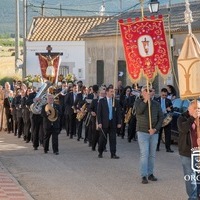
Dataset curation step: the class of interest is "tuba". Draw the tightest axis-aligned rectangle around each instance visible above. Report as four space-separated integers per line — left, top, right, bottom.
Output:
30 81 52 114
45 104 58 122
76 103 87 121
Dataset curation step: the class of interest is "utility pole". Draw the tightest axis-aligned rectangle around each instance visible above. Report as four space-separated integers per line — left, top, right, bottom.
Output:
41 0 45 16
15 0 20 73
60 4 62 16
23 0 27 78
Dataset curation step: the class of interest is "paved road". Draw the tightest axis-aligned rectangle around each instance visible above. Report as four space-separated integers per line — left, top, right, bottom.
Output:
0 130 186 200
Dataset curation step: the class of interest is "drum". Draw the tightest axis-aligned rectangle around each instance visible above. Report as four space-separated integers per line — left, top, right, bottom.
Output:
162 113 173 127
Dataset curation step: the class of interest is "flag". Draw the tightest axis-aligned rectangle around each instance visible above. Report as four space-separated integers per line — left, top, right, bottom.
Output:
119 15 170 82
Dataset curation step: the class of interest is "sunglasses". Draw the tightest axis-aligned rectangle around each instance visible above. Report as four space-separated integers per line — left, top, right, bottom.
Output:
144 89 152 92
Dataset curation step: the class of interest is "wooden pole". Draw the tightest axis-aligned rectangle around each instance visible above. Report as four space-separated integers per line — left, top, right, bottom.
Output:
147 79 152 129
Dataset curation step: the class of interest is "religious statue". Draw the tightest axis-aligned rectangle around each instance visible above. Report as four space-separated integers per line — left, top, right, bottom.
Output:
39 54 59 82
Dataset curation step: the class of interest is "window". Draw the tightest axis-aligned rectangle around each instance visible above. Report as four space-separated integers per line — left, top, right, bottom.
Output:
96 60 104 86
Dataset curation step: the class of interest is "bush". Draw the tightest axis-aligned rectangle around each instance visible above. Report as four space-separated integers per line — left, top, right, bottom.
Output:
0 76 21 87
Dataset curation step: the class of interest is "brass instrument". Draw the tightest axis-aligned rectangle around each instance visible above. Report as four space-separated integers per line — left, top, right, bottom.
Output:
45 103 58 122
30 81 52 114
85 112 91 126
76 103 87 121
162 113 173 127
124 108 132 124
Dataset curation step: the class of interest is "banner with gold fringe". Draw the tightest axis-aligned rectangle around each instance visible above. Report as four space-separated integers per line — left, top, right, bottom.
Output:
118 15 171 82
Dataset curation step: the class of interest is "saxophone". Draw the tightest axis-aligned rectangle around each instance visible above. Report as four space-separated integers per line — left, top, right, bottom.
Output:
124 107 132 124
76 103 87 121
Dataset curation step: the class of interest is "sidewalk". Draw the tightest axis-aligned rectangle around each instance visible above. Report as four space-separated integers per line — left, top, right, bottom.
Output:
0 161 34 200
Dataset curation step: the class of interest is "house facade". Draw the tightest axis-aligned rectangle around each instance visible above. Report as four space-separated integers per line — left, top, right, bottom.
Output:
82 1 200 93
26 16 110 82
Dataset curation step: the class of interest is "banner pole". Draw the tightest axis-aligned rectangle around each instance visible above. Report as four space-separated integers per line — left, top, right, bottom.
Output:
147 79 152 129
113 21 119 107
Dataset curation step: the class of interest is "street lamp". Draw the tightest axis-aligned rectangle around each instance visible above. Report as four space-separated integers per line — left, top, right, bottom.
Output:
148 0 160 13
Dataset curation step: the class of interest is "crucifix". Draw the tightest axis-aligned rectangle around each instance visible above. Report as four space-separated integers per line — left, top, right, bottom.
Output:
35 45 63 82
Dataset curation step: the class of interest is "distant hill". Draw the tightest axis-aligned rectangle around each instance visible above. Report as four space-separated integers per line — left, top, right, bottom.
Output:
0 0 197 35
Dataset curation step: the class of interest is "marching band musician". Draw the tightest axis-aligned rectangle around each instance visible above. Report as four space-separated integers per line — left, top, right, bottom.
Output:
74 85 87 141
14 88 25 138
56 80 68 132
64 84 78 139
85 85 99 147
26 86 43 150
85 85 98 146
41 94 61 155
97 86 122 159
119 86 133 139
156 88 174 152
22 87 32 143
90 87 105 151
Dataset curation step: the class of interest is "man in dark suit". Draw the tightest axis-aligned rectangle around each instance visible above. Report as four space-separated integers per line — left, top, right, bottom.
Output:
97 86 121 159
64 84 78 139
156 88 174 152
41 94 61 155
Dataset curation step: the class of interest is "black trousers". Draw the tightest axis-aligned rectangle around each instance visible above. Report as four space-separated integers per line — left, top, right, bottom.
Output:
157 123 172 150
17 116 24 138
76 119 83 139
91 117 99 150
5 109 13 133
68 113 76 137
43 129 59 153
23 119 31 142
128 115 137 140
31 114 43 148
65 114 70 136
98 120 116 156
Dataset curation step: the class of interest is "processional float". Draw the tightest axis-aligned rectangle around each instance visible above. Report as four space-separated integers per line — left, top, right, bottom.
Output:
177 0 200 170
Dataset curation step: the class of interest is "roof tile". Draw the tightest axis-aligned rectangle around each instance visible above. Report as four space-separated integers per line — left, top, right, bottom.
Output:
27 16 111 41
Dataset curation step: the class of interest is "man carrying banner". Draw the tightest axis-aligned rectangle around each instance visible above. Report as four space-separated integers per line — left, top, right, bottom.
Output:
135 85 163 184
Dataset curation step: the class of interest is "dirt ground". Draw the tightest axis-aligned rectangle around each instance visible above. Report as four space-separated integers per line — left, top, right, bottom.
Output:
0 47 22 79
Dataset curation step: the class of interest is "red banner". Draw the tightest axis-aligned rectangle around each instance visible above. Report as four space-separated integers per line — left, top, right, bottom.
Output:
119 15 170 82
38 54 60 84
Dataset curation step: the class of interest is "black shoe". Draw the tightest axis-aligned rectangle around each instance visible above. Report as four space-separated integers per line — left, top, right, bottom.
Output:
133 138 137 141
142 177 148 184
166 149 174 153
70 136 73 139
148 174 157 181
128 139 131 143
156 147 160 151
77 138 80 141
98 154 103 158
111 155 120 159
44 150 48 154
84 140 87 143
121 136 124 139
34 147 38 150
54 152 59 155
92 148 96 151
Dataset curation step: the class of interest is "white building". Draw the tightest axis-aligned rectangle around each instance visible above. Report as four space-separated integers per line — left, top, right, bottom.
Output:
26 16 110 83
